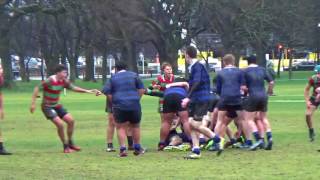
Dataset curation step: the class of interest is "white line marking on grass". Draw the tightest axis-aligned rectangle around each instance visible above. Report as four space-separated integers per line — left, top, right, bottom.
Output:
269 100 304 102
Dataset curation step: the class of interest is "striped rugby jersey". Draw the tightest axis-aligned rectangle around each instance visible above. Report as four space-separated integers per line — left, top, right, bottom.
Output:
39 76 75 108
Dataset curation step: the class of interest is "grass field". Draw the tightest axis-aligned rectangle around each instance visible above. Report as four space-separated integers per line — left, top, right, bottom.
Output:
1 71 320 179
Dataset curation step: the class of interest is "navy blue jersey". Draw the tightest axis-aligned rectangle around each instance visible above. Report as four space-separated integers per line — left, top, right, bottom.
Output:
102 71 144 110
164 86 187 97
188 62 211 102
244 66 272 97
216 67 245 105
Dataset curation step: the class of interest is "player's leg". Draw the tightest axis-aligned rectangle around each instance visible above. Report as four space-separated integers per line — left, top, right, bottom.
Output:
306 102 317 142
129 110 144 156
106 113 116 152
159 112 174 150
126 126 133 150
0 130 11 155
62 113 81 151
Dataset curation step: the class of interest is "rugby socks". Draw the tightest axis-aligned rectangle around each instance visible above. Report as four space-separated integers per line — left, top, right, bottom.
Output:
120 146 127 153
199 138 206 145
127 136 133 147
245 140 253 146
68 140 74 145
192 147 201 155
230 138 237 144
266 131 273 141
107 143 113 148
253 131 261 142
133 144 141 151
213 135 221 143
0 142 3 150
309 128 314 135
63 144 69 149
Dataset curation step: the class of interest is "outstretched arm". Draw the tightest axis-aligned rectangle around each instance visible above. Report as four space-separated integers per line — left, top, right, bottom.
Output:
72 86 100 94
30 86 39 113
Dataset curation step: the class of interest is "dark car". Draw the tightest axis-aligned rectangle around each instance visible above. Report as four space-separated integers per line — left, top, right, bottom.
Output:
291 61 315 71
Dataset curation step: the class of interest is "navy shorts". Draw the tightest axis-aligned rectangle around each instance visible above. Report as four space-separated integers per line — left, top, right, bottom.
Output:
42 106 68 120
113 108 141 124
243 96 268 112
217 101 243 112
188 102 209 121
163 94 187 113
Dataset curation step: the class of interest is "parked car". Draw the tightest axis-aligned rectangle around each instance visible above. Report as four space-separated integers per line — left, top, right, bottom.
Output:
291 61 316 71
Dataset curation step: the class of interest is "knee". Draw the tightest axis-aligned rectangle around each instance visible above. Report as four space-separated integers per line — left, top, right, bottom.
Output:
56 122 64 130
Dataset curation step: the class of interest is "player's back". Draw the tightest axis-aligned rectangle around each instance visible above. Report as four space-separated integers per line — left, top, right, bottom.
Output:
216 67 244 105
244 66 271 96
109 71 144 110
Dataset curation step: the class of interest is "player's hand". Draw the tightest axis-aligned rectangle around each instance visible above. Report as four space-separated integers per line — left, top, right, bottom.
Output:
30 104 36 114
0 109 4 120
95 90 102 96
181 98 190 108
87 89 98 94
152 85 161 89
165 84 171 89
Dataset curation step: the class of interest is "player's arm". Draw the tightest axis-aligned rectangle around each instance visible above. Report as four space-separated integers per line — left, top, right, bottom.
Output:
135 75 145 98
304 83 312 104
72 86 100 94
267 81 274 95
30 86 39 113
166 82 189 90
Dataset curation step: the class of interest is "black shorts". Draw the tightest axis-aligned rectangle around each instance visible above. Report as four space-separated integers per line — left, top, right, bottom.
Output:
105 98 113 113
163 94 186 113
42 106 68 120
243 96 268 112
226 110 238 119
310 97 320 107
188 102 209 121
208 97 219 112
113 108 141 124
217 101 243 112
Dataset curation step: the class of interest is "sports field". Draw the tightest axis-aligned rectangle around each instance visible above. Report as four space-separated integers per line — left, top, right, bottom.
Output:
0 71 319 179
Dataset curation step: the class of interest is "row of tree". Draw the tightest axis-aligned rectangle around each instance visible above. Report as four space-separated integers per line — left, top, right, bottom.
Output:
0 0 319 87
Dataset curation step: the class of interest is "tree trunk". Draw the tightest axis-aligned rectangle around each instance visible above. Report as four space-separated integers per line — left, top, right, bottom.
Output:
18 53 29 82
84 47 95 81
69 55 77 82
0 37 14 88
102 52 107 84
122 41 138 73
288 56 293 80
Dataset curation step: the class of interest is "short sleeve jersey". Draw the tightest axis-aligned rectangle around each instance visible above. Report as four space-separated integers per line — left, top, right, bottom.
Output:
102 71 144 111
40 76 75 108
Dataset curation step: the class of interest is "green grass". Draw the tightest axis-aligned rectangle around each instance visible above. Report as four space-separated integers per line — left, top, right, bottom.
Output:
1 71 320 179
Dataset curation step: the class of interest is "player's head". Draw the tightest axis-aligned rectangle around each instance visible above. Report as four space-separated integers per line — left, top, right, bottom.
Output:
161 62 172 76
54 64 68 80
314 65 320 74
223 54 235 66
246 55 257 65
185 46 197 64
115 61 127 72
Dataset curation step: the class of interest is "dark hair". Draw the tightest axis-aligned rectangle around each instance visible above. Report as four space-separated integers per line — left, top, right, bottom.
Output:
246 55 257 64
54 64 67 74
186 46 197 58
115 61 127 71
174 76 187 83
